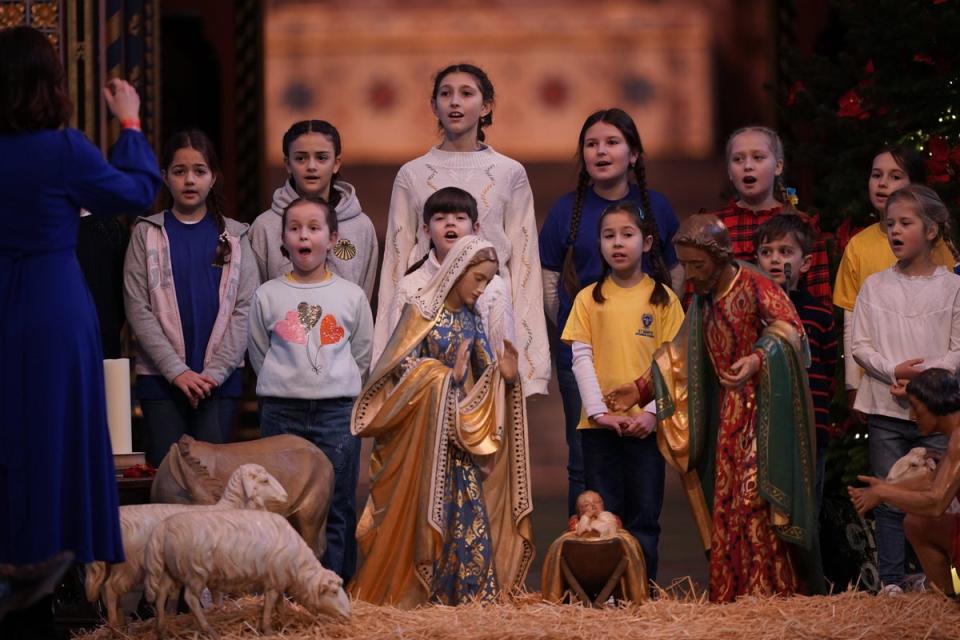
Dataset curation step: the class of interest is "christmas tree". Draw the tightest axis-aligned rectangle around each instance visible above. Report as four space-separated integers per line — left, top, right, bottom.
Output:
780 0 960 235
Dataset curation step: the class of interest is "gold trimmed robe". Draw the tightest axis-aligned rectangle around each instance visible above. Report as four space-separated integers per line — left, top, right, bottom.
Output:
349 304 534 607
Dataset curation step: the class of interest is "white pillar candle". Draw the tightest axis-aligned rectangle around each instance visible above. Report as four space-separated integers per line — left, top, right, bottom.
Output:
103 358 133 454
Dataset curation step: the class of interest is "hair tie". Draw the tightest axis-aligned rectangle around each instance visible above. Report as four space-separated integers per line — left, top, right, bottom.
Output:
785 187 799 206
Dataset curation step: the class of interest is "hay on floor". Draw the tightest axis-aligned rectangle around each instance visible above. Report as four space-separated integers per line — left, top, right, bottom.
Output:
74 586 960 639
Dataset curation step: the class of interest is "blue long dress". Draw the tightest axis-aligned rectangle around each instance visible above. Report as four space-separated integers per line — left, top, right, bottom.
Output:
0 128 160 564
419 305 499 604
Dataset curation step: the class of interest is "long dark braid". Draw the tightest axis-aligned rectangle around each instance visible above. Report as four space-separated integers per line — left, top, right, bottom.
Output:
209 188 230 266
561 169 590 295
404 248 433 276
632 148 653 229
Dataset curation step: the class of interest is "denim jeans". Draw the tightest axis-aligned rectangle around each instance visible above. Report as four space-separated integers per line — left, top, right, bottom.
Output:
868 413 947 587
557 366 586 517
140 396 235 468
581 427 666 581
260 396 359 583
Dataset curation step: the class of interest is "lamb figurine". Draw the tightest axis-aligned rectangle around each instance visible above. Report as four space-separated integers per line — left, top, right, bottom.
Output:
885 447 960 514
144 509 350 638
886 447 938 486
84 463 287 628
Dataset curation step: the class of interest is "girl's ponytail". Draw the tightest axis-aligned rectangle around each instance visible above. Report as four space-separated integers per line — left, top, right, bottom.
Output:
629 154 671 305
633 155 653 227
404 249 432 276
644 221 672 307
591 256 612 304
940 218 960 265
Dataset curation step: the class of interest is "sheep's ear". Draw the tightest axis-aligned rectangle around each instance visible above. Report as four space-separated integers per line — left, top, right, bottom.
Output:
241 470 258 501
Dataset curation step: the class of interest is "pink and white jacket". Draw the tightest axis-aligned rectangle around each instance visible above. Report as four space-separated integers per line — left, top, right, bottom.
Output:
123 212 259 385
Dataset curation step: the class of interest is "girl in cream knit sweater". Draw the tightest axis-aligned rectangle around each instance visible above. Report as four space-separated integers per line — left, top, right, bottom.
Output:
376 63 549 396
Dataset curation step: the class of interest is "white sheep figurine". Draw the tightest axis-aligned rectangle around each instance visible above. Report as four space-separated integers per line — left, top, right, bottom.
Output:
886 447 960 514
84 463 287 628
886 447 937 485
144 509 350 638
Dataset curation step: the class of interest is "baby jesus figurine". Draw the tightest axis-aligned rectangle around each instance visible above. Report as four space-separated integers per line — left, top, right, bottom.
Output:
574 491 619 539
542 490 647 603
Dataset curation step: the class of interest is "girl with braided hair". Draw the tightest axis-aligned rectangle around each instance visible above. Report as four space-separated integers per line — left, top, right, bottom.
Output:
124 130 259 466
538 108 680 516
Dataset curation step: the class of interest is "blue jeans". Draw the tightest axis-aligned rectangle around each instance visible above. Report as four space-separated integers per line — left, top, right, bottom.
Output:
581 427 665 581
557 366 586 517
260 396 359 583
140 396 236 468
868 414 947 587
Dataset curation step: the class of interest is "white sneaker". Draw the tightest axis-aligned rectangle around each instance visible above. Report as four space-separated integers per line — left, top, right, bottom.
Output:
879 584 904 596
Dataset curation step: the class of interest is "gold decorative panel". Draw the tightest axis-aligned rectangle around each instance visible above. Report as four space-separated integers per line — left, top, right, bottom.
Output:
265 1 714 164
0 3 27 29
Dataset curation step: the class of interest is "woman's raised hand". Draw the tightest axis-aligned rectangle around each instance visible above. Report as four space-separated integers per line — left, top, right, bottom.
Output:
102 79 140 122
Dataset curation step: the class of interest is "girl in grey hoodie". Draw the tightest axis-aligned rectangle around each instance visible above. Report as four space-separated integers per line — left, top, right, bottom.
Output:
250 120 378 300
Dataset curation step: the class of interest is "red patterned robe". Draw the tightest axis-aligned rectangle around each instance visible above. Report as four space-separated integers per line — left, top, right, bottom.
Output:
703 266 805 602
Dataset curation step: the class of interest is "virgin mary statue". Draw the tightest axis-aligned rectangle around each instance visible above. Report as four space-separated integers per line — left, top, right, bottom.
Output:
349 235 534 607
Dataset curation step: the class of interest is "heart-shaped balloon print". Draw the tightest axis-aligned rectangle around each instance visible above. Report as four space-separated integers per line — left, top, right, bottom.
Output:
320 314 345 346
274 310 307 344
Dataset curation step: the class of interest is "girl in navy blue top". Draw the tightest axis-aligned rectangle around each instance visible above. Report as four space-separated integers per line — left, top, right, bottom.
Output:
124 131 258 467
538 108 680 516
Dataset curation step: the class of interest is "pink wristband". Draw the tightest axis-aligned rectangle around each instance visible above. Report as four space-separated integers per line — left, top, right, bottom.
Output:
120 118 141 131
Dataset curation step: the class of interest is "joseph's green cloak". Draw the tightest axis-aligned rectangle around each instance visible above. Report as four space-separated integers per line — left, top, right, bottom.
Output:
651 290 825 595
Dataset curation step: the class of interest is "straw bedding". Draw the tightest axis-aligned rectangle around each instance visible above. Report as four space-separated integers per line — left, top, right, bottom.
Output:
74 583 960 640
73 587 960 640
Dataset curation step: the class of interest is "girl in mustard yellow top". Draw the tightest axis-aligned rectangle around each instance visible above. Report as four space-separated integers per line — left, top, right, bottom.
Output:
561 200 684 581
834 146 958 417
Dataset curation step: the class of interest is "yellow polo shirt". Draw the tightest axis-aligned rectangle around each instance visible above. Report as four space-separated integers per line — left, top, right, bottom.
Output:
561 276 684 429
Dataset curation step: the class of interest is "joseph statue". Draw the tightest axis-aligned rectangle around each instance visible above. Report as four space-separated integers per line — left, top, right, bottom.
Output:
605 213 824 602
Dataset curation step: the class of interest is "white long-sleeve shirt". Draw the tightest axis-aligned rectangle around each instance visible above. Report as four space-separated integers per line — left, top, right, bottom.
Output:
376 144 549 395
852 265 960 419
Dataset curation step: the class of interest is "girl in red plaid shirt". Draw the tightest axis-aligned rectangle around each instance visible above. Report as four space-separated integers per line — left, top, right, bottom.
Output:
692 126 831 305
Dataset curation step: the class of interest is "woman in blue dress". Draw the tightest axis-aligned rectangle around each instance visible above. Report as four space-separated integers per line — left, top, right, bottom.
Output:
0 26 161 632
